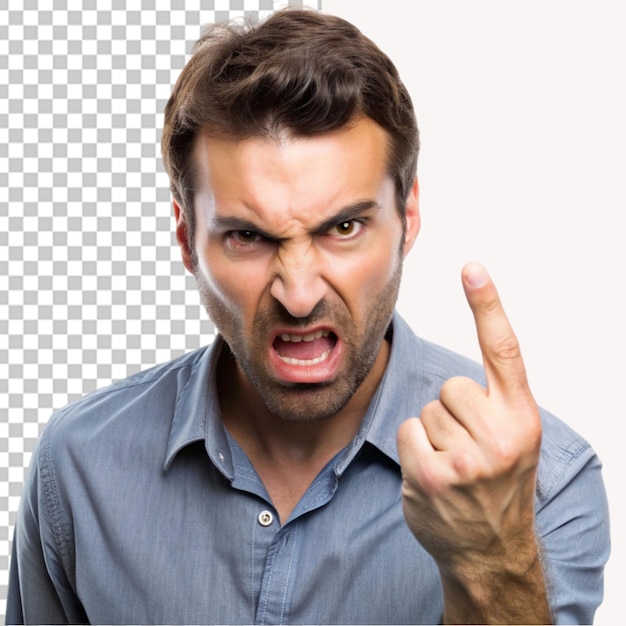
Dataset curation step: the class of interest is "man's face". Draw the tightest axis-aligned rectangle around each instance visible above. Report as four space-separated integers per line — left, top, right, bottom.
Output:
175 117 420 422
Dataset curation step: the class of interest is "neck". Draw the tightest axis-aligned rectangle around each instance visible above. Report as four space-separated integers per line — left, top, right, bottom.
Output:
217 339 390 523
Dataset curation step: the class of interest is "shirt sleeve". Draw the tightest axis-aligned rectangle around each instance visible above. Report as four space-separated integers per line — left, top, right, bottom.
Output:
5 434 89 625
536 434 610 625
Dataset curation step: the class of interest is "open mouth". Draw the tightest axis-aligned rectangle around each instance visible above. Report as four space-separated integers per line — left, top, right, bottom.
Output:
272 329 338 366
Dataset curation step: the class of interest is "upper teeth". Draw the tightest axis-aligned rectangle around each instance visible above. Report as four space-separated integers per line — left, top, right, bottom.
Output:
280 330 329 343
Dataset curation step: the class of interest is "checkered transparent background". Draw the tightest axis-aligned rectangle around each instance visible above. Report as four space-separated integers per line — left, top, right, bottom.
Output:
0 1 321 619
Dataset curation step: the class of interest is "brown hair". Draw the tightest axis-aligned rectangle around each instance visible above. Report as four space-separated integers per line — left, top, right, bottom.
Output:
161 8 419 244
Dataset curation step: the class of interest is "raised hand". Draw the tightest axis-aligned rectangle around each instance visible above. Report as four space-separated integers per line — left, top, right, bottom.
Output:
397 262 552 624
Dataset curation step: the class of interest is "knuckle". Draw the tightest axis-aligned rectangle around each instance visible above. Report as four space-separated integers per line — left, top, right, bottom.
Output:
480 294 501 315
451 449 481 482
491 437 520 469
439 375 480 405
488 418 541 471
413 466 446 495
419 399 443 425
491 334 521 361
524 412 543 449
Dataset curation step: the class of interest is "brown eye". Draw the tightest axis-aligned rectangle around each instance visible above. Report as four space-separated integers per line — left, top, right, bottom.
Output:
335 221 356 236
225 230 267 252
233 230 260 243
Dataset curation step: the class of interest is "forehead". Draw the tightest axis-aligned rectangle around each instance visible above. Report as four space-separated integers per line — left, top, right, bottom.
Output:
191 118 395 230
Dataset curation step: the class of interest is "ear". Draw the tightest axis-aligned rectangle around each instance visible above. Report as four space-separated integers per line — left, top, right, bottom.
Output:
173 199 195 274
402 176 420 257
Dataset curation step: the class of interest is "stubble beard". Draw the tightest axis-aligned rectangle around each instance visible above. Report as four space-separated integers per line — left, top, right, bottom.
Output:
195 265 402 423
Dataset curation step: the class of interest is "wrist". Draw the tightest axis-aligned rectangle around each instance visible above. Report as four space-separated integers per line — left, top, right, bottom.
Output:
438 541 553 624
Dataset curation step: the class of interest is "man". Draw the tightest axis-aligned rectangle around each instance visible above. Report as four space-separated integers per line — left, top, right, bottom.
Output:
6 8 609 624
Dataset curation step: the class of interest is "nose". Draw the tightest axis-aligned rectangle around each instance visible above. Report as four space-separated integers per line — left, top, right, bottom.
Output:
270 243 328 318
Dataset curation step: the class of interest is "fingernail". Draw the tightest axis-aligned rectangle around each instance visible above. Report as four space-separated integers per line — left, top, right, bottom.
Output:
465 262 488 288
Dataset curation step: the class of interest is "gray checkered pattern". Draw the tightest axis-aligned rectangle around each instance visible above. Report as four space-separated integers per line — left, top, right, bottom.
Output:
0 1 321 619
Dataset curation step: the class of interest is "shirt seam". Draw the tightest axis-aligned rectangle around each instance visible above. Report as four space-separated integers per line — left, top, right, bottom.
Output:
39 424 75 593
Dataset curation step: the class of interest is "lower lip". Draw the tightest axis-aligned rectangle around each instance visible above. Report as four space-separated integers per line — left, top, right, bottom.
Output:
268 338 344 384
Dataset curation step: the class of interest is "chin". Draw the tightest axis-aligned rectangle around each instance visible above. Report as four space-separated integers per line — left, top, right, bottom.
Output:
257 379 358 423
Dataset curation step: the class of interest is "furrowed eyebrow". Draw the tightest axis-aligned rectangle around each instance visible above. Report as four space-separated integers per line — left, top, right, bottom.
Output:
210 216 275 240
312 200 380 236
210 199 380 240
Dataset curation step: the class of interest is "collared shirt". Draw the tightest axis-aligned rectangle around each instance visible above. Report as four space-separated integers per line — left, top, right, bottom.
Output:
6 314 610 625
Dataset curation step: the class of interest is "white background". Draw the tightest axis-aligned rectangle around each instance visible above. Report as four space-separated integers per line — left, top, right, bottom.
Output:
323 1 625 623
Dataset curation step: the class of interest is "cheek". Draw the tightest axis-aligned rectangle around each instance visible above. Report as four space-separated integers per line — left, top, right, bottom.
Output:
359 235 402 285
332 239 402 311
196 245 270 317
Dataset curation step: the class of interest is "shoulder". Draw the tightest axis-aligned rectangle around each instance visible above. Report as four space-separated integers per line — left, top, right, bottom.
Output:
39 345 212 453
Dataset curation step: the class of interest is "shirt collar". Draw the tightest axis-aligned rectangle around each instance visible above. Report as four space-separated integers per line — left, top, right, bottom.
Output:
164 312 425 473
164 336 235 476
334 312 425 470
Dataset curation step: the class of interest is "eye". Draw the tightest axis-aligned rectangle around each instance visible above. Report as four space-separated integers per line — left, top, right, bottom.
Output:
330 220 364 238
224 229 267 251
228 230 265 246
232 230 262 243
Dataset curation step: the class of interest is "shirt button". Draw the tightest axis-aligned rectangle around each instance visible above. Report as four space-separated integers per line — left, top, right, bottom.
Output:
258 510 274 527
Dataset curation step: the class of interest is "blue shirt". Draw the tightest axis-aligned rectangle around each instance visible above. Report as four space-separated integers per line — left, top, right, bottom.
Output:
6 314 610 625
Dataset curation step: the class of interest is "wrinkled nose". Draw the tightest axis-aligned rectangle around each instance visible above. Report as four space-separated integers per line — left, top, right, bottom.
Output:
270 245 328 318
